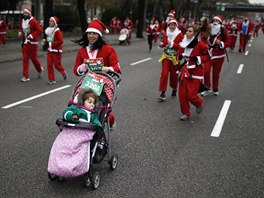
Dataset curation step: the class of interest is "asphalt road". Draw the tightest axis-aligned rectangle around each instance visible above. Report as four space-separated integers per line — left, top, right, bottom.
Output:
0 34 264 198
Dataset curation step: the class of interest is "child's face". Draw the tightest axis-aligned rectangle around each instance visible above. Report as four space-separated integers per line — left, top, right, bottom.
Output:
84 97 96 110
169 22 177 31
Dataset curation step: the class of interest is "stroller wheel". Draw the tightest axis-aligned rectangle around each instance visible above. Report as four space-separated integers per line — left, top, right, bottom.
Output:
48 172 56 181
57 176 64 182
91 171 100 190
84 175 91 188
109 154 118 170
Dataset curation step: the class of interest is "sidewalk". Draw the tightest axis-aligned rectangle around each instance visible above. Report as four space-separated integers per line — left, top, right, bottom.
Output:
0 33 144 64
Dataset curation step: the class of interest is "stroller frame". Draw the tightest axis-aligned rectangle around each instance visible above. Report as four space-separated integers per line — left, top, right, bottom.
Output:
48 71 121 190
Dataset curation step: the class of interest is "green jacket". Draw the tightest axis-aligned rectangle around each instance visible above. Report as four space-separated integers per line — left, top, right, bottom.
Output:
63 105 104 133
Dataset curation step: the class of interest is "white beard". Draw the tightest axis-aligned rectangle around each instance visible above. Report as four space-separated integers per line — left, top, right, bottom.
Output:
45 27 56 36
210 24 221 35
166 27 180 43
180 35 194 48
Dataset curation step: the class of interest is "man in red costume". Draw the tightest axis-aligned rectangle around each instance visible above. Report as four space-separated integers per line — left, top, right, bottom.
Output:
18 8 43 82
202 15 230 96
238 16 254 52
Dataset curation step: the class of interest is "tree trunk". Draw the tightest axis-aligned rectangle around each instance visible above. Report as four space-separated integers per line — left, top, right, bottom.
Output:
77 0 87 34
136 0 145 38
43 0 53 51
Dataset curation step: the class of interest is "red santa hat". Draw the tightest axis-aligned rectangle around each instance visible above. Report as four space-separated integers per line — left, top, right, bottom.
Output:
50 16 59 26
213 15 223 24
23 8 32 15
85 19 109 37
168 10 175 17
168 18 178 27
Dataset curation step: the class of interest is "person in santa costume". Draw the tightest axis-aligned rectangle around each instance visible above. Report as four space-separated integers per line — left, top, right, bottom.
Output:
18 8 43 82
176 24 210 121
238 16 254 53
158 17 184 102
0 16 8 45
161 10 176 35
123 16 133 40
73 19 121 128
201 15 230 96
146 18 158 52
43 16 67 85
227 19 239 52
198 17 210 44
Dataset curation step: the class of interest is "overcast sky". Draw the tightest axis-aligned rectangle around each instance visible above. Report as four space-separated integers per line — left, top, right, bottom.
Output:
249 0 264 3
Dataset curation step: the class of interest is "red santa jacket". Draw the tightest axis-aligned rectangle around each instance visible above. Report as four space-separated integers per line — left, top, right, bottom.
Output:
0 19 7 34
19 17 42 45
177 38 210 80
45 27 63 52
207 29 230 60
73 44 121 75
160 28 184 50
146 23 157 35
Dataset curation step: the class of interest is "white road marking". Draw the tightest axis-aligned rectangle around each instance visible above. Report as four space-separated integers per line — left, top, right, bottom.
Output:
248 44 251 47
130 57 152 65
211 100 231 137
245 51 249 55
1 85 71 109
237 64 244 74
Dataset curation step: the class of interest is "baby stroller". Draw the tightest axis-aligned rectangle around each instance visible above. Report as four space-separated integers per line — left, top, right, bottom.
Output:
119 28 130 45
47 70 121 190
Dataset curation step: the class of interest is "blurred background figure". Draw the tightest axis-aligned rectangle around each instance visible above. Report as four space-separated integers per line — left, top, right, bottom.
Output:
0 16 8 45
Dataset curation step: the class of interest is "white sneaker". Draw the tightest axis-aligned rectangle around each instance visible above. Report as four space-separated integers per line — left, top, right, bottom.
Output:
180 115 190 121
20 77 30 82
201 89 212 96
214 91 219 96
47 80 56 85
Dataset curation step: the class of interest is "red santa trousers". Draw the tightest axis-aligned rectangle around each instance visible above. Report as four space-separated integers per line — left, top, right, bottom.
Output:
203 57 225 90
47 52 66 80
22 44 42 78
159 59 178 92
178 78 203 116
0 34 6 45
230 35 238 51
239 34 250 50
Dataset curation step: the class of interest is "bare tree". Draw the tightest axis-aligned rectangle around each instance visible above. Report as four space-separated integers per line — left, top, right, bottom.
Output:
136 0 145 38
77 0 87 33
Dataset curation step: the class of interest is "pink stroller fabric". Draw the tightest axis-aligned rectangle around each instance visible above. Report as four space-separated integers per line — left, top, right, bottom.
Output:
48 127 95 177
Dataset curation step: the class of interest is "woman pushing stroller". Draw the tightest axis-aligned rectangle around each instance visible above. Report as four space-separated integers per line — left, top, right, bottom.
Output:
73 19 121 128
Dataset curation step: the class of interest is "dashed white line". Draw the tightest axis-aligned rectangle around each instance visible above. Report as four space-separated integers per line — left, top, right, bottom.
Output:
130 57 152 65
245 51 249 55
2 85 71 109
237 64 244 74
211 100 231 137
248 44 251 47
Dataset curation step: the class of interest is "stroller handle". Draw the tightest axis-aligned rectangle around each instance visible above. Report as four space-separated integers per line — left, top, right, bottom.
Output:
94 70 122 85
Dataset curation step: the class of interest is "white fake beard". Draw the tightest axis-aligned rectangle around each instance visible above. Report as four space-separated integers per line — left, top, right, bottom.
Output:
210 24 221 35
180 35 194 48
45 27 55 36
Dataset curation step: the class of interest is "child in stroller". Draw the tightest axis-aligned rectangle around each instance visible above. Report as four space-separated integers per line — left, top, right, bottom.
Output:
47 70 121 189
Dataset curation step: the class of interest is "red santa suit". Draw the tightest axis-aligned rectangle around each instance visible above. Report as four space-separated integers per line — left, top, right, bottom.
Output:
123 17 133 40
110 17 117 34
158 18 184 94
73 19 121 128
228 20 239 51
44 16 67 82
19 9 43 79
0 18 7 45
177 36 210 117
238 17 254 52
146 21 157 51
203 16 230 95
